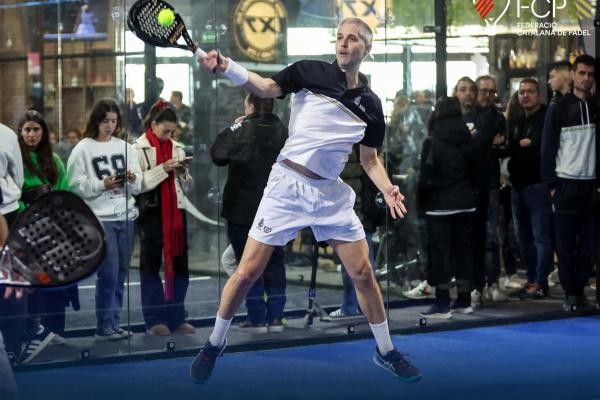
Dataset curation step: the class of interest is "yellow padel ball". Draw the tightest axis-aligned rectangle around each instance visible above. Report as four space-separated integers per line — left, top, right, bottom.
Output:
157 8 175 27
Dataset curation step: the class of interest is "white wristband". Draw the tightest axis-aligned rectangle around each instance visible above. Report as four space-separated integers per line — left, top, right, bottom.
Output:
222 58 249 86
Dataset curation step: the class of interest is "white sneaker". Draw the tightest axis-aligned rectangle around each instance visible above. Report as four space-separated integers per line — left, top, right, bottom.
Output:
482 286 492 303
50 334 67 346
489 283 508 302
403 280 435 299
504 274 526 290
471 289 483 308
329 308 345 318
548 268 559 288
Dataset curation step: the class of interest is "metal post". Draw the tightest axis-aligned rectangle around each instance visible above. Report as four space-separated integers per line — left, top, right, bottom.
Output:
434 0 447 97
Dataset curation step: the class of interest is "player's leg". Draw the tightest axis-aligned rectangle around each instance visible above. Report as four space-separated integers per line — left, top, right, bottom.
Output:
329 239 385 323
330 238 421 382
191 238 274 383
216 238 275 322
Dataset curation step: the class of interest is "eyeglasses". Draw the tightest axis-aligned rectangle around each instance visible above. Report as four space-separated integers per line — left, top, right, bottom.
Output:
478 88 497 95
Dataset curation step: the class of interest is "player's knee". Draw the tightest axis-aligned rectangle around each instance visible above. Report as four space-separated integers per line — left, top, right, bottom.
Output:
234 265 261 287
348 261 374 288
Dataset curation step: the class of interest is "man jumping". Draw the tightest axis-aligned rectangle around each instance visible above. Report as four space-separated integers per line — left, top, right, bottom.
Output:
191 17 421 383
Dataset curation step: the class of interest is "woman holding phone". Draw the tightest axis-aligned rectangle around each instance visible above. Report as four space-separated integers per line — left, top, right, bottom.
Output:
67 99 142 340
133 100 194 336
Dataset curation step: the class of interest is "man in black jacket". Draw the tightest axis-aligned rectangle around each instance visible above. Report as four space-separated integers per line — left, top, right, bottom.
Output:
507 78 552 299
211 94 288 332
454 77 502 308
541 55 598 311
475 75 508 303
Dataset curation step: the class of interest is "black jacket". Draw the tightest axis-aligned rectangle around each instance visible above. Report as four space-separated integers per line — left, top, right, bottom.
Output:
418 116 477 213
462 106 503 191
211 113 288 226
507 104 547 190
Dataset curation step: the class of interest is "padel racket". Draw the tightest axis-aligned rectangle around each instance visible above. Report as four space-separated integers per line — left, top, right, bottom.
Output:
0 191 106 287
127 0 208 59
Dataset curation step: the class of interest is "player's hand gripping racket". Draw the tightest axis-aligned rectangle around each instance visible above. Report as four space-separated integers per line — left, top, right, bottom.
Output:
0 191 106 287
127 0 209 60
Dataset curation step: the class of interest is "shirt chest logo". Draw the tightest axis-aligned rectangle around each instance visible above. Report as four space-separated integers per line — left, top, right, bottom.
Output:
353 96 366 113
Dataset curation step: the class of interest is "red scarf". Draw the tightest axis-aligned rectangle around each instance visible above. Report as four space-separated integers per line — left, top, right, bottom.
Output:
145 127 184 301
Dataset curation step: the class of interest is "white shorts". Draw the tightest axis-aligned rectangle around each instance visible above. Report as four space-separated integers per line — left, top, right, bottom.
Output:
249 162 366 246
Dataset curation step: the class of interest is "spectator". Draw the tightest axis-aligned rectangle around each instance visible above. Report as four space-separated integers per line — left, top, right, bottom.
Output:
541 54 597 311
413 90 434 128
507 79 552 299
387 94 426 173
453 76 501 308
125 88 143 138
54 128 82 166
140 78 164 122
16 110 76 362
134 100 195 336
0 213 19 400
548 61 573 103
475 75 508 303
170 91 192 144
501 91 528 290
66 128 83 145
0 121 25 366
211 94 288 331
49 131 59 148
67 99 142 339
418 97 478 318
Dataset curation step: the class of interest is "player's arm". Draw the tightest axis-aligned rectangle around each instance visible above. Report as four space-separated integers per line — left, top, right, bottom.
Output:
197 50 282 98
359 145 407 219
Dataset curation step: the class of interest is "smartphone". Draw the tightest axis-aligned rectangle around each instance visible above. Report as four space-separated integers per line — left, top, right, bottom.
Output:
114 171 127 181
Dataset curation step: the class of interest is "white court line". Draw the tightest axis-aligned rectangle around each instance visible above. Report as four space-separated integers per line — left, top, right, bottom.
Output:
78 276 211 290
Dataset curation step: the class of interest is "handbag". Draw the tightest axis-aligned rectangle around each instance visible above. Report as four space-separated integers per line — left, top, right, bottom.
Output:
134 147 160 221
21 183 52 206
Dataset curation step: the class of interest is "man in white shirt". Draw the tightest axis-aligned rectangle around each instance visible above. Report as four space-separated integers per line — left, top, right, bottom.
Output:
191 17 421 384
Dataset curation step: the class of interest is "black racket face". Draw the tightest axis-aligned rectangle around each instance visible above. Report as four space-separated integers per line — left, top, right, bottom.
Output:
127 0 194 52
0 191 106 287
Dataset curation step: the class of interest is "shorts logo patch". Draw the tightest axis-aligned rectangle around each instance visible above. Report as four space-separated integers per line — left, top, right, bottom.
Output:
256 218 272 233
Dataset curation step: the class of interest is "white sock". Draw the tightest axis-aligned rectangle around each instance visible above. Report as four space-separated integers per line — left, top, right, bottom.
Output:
208 314 231 347
369 320 394 354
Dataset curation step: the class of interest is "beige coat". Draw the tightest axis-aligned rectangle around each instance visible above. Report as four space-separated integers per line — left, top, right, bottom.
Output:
133 134 192 209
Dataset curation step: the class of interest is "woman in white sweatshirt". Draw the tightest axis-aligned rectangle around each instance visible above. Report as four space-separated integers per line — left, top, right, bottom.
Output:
133 100 194 336
67 99 142 340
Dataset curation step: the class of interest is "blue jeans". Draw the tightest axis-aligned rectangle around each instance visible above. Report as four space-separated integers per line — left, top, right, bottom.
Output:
227 222 286 324
340 233 375 315
511 183 553 290
95 220 134 332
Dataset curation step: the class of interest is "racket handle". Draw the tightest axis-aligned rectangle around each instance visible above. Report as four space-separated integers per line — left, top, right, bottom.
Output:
194 47 207 58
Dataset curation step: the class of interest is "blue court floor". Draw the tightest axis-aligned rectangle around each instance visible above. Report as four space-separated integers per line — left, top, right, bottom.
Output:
16 316 600 400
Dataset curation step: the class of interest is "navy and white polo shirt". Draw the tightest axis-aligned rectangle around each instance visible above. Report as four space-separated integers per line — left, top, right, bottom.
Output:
271 60 385 180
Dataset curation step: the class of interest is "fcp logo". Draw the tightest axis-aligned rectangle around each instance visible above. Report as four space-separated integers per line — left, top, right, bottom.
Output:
472 0 571 29
472 0 511 27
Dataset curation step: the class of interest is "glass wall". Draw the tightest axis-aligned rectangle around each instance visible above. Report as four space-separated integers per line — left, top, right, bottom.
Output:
0 0 597 367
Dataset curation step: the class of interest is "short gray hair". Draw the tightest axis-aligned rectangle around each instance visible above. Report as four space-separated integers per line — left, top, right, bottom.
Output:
339 17 373 46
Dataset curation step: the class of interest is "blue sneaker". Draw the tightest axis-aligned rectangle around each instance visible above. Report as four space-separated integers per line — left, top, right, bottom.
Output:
420 303 452 319
190 338 227 384
373 347 422 382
